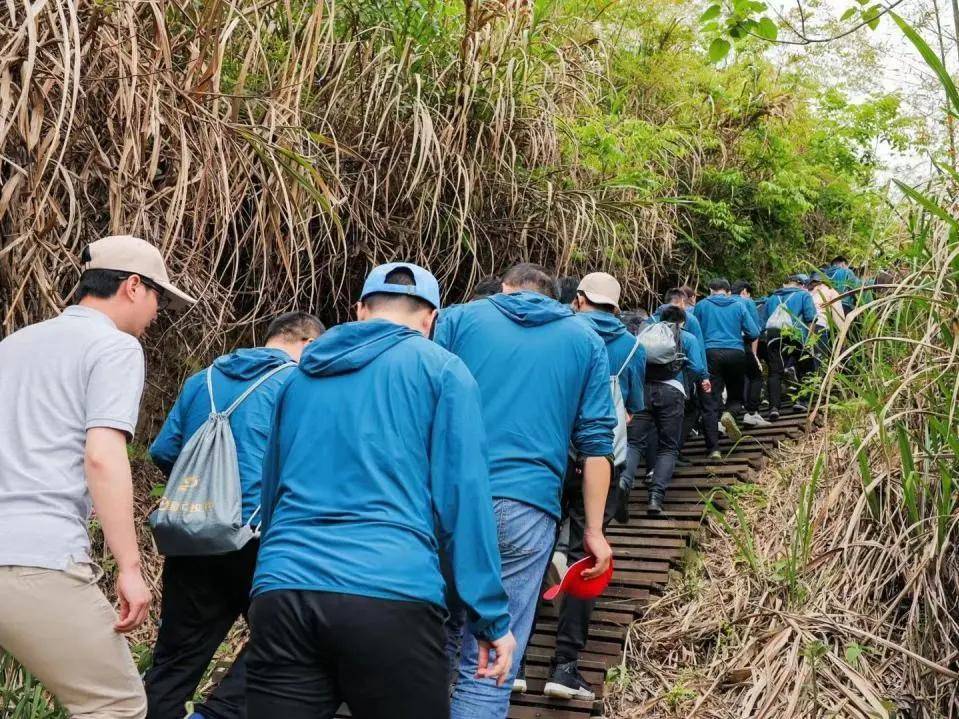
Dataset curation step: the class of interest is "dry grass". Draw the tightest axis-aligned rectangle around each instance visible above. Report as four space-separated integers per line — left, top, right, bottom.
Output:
1 0 678 348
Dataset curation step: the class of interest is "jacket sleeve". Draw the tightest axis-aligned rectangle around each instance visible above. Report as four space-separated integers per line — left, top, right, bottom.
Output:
433 305 460 351
149 376 195 477
624 344 645 414
430 359 510 642
801 293 818 324
740 303 760 341
682 332 707 381
257 381 290 535
571 334 616 457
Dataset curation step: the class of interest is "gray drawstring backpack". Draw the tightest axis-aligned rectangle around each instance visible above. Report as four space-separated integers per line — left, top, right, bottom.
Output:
149 362 294 556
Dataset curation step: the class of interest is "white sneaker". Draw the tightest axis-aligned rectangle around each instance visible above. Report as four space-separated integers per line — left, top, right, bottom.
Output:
512 675 528 693
548 551 567 588
743 412 772 427
718 421 726 434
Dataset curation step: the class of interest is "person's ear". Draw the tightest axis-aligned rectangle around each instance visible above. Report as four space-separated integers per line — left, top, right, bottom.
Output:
356 301 369 321
122 275 142 303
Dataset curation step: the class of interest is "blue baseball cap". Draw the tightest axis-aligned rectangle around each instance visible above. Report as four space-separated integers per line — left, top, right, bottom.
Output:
361 262 441 310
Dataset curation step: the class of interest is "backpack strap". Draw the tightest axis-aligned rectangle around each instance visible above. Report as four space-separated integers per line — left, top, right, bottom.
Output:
616 334 643 377
220 361 297 418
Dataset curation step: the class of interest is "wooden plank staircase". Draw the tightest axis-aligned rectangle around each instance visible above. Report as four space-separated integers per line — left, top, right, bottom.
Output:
509 409 809 719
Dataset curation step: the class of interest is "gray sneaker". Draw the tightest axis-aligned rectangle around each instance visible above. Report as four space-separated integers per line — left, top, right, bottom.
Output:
743 412 772 428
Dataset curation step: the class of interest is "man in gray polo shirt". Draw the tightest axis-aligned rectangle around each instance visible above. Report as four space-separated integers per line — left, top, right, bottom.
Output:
0 235 194 719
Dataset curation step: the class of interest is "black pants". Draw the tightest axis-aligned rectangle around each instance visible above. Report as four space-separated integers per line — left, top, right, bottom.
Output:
145 541 259 719
742 345 763 413
702 348 749 452
630 383 685 497
679 376 704 451
766 330 815 408
555 462 619 665
246 590 449 719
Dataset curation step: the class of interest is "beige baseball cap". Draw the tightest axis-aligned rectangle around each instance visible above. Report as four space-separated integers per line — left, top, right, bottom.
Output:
577 272 621 312
82 235 196 311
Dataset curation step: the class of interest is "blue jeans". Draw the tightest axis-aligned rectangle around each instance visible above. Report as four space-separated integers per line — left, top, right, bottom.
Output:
449 498 556 719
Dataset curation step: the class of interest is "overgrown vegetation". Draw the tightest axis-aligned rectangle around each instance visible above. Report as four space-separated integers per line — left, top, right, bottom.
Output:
0 0 937 716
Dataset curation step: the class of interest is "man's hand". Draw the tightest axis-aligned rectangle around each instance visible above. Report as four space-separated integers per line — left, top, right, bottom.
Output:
701 379 712 393
476 631 517 686
582 527 613 580
114 567 151 632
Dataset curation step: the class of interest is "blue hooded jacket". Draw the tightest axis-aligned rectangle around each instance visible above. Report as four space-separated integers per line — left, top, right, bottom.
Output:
150 347 296 524
436 292 615 519
764 286 818 341
692 294 760 350
654 303 704 349
252 320 510 642
574 311 645 413
738 296 761 340
824 265 861 310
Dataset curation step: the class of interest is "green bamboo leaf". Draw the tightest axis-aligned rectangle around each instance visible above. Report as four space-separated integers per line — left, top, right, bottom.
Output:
708 38 731 63
894 180 957 226
892 12 959 115
700 4 722 22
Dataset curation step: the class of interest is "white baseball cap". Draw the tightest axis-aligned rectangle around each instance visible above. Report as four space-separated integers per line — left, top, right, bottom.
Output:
577 272 621 312
82 235 196 311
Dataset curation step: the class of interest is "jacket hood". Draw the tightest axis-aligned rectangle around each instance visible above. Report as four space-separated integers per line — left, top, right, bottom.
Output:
488 291 572 327
702 294 741 308
212 347 294 380
773 286 804 298
577 311 628 343
299 319 419 377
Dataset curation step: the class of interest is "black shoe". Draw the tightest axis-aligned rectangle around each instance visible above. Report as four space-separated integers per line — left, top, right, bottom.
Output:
769 409 780 421
543 660 596 701
647 492 663 515
793 402 808 413
675 454 692 467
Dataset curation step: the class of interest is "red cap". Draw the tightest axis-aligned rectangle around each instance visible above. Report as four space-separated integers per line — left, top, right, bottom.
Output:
542 555 614 601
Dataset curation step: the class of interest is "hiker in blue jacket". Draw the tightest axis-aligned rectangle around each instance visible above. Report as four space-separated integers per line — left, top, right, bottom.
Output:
146 311 325 719
537 272 644 702
436 263 615 719
631 305 709 514
823 255 861 313
731 281 771 428
764 275 818 418
692 278 760 460
247 264 515 719
654 287 705 464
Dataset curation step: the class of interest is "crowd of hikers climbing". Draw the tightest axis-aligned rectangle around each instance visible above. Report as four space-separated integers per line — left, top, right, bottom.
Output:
0 235 870 719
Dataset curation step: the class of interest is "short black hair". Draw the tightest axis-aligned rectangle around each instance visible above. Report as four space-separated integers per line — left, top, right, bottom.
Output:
575 291 616 314
556 276 581 304
731 280 753 295
678 285 696 301
620 310 650 335
831 255 848 265
664 287 685 304
708 277 731 292
74 269 131 302
471 276 502 300
265 311 325 343
361 267 435 313
660 305 686 324
502 263 557 299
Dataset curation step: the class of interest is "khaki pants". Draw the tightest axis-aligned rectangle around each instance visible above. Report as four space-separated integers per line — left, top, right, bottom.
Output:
0 563 147 719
